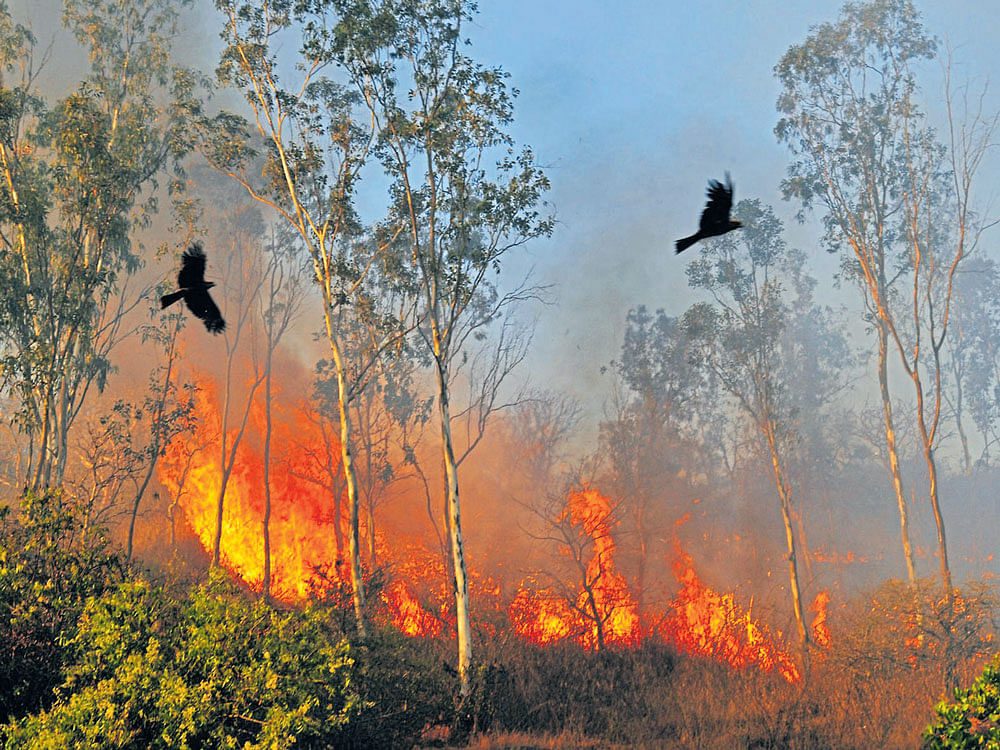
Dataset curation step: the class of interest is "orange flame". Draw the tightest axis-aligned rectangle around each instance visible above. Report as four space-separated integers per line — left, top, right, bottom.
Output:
508 489 640 649
159 379 348 599
160 380 821 676
809 590 831 647
384 579 443 637
660 545 801 683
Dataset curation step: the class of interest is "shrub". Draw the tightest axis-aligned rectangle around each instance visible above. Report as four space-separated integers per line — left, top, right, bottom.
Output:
340 628 454 749
0 491 123 721
3 572 359 749
924 653 1000 749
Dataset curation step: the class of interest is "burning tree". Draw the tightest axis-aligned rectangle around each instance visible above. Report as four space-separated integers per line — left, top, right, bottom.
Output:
206 0 419 637
515 487 640 651
682 199 845 658
258 232 308 600
67 311 196 560
601 306 711 624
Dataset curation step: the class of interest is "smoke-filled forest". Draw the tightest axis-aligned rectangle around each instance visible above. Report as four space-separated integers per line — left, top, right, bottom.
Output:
5 0 1000 747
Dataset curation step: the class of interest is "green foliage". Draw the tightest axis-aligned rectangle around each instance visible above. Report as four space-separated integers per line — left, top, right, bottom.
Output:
925 653 1000 749
0 491 123 722
3 572 360 749
775 0 936 232
0 0 201 491
333 0 553 337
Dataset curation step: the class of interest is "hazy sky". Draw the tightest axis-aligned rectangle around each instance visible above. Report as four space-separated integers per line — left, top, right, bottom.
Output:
461 1 1000 425
10 0 1000 427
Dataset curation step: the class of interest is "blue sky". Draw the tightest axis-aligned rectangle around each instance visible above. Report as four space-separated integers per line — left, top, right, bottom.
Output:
11 0 1000 425
460 2 1000 418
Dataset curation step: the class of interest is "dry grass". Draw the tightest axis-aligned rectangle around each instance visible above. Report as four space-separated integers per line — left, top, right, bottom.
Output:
432 579 998 749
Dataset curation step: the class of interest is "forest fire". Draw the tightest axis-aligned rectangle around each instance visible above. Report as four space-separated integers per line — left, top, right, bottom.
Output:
505 490 809 681
384 580 444 637
161 385 813 681
508 489 640 648
159 378 348 599
661 545 802 683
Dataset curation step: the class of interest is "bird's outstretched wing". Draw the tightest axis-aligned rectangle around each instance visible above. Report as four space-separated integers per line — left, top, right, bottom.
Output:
185 289 226 334
178 244 208 289
699 173 734 231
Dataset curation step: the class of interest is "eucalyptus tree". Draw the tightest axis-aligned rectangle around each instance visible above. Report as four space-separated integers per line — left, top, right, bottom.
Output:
0 0 197 492
206 0 418 636
775 0 997 589
601 306 708 622
260 231 308 601
682 200 845 656
947 259 1000 468
332 0 553 692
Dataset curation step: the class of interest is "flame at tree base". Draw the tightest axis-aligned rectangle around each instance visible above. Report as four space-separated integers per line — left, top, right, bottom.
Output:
159 386 824 682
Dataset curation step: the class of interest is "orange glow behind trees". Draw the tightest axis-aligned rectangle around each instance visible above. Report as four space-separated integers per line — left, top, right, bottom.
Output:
160 389 817 683
159 379 346 600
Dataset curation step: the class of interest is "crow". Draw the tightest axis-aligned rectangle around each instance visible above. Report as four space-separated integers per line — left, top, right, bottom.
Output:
160 244 226 334
675 173 742 253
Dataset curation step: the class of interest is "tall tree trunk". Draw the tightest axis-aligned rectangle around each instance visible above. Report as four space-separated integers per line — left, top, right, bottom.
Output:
764 418 809 657
213 376 264 567
922 440 951 589
337 365 367 638
435 361 472 695
877 323 918 586
911 365 953 589
319 303 368 638
262 345 274 601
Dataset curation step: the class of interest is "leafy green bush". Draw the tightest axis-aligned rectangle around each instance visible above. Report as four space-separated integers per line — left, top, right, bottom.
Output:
0 491 123 721
924 653 1000 749
3 573 360 749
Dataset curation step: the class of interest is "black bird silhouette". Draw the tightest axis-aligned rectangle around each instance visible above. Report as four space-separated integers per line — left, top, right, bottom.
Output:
160 244 226 334
675 173 742 253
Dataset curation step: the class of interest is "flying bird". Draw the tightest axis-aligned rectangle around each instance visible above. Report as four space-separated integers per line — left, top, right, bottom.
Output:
675 173 742 253
160 244 226 334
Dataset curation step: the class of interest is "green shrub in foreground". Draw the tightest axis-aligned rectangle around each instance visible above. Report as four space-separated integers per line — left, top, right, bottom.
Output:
3 572 359 749
0 491 123 722
924 652 1000 749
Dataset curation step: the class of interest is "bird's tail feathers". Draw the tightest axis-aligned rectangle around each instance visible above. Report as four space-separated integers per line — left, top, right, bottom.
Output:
675 234 699 254
160 290 184 309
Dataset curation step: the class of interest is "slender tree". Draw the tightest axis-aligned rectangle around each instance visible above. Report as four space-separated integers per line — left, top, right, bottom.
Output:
601 307 706 624
0 0 197 491
333 0 553 691
776 0 996 589
775 0 929 586
682 200 843 657
124 313 197 561
207 0 417 637
260 232 308 601
211 229 266 570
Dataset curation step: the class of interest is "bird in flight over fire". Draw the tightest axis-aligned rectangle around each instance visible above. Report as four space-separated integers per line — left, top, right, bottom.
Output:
160 244 226 334
675 173 742 253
